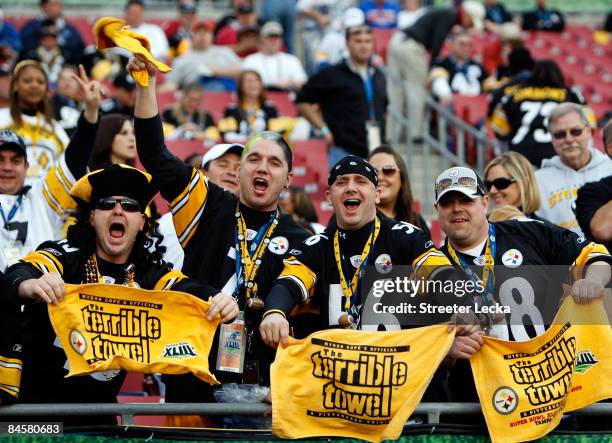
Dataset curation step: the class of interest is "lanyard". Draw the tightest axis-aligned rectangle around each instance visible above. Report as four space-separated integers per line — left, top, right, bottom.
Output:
362 71 376 120
446 223 496 305
334 217 381 315
234 204 279 300
0 194 24 228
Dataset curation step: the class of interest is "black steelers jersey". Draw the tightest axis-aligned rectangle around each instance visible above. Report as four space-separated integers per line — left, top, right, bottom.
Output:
440 219 611 342
490 84 590 166
135 115 310 396
267 216 456 329
3 239 208 425
0 278 22 405
429 57 487 96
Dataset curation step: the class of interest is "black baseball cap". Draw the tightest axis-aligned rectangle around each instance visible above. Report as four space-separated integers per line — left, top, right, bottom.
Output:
0 130 27 159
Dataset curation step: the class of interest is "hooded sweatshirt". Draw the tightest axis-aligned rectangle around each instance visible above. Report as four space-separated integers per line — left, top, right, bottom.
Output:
535 148 612 235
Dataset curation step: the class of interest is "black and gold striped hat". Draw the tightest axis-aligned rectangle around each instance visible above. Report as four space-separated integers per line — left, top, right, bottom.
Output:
70 164 157 210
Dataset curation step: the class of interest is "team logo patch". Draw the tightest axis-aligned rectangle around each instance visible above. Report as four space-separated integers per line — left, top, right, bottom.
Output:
288 248 302 256
449 168 459 177
577 236 587 244
102 276 116 285
269 236 289 255
473 255 486 266
493 386 518 414
424 240 434 249
70 329 87 355
246 229 257 241
162 342 198 359
575 350 598 374
375 254 392 273
501 249 523 267
350 255 362 268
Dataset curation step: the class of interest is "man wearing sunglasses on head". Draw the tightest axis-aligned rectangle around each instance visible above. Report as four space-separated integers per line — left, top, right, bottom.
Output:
126 55 310 426
434 165 611 402
435 166 611 340
1 164 238 425
535 102 612 235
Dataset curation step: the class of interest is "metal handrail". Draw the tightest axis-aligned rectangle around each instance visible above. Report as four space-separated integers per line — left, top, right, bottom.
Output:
384 66 502 210
1 402 610 426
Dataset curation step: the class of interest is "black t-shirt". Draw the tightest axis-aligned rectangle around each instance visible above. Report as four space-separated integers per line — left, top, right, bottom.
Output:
576 175 612 252
296 60 388 158
440 219 612 342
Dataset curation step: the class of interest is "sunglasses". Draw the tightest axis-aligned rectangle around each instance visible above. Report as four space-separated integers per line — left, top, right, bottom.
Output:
376 165 399 177
95 197 141 213
485 177 516 191
551 126 586 140
435 176 478 194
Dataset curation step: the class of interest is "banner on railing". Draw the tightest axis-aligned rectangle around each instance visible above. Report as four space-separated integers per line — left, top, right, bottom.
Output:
270 324 454 443
49 283 220 384
470 297 612 443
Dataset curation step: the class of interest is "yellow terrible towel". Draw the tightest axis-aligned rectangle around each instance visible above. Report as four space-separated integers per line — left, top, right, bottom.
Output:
94 17 171 86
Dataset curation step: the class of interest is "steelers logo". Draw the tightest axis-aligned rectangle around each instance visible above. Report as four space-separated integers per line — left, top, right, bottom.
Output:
501 249 523 267
268 236 289 255
375 254 393 274
493 386 518 414
69 329 87 355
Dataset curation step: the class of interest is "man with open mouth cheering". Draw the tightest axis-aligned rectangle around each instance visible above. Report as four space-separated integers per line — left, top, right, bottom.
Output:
127 55 310 426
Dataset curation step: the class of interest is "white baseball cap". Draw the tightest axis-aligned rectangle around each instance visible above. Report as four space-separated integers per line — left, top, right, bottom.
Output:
343 8 366 29
201 143 244 169
435 166 487 203
461 1 486 32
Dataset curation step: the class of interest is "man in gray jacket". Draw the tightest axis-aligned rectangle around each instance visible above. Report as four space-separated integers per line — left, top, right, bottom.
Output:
535 102 612 235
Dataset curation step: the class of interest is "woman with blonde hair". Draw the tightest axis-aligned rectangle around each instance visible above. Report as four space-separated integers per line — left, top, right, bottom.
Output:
0 60 69 179
484 151 545 220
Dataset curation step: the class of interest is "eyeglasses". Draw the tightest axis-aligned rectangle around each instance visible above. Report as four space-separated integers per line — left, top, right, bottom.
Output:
95 197 141 213
485 177 516 191
551 126 586 140
376 165 399 177
435 176 478 194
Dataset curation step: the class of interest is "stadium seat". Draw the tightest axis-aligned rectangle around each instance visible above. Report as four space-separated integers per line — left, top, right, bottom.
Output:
453 94 488 127
202 91 235 122
267 91 298 117
166 139 206 160
120 372 145 395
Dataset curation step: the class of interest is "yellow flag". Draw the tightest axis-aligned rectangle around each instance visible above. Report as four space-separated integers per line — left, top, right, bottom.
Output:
470 296 612 443
49 283 219 385
271 325 454 442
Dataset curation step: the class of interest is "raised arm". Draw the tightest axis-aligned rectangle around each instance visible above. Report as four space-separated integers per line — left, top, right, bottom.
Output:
63 65 101 178
127 56 193 202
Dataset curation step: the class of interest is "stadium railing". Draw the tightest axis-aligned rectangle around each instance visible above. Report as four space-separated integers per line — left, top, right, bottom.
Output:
0 402 610 426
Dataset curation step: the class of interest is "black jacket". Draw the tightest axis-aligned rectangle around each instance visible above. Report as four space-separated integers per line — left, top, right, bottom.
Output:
296 59 387 158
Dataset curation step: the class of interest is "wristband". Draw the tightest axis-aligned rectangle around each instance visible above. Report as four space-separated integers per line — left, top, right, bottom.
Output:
319 126 330 137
